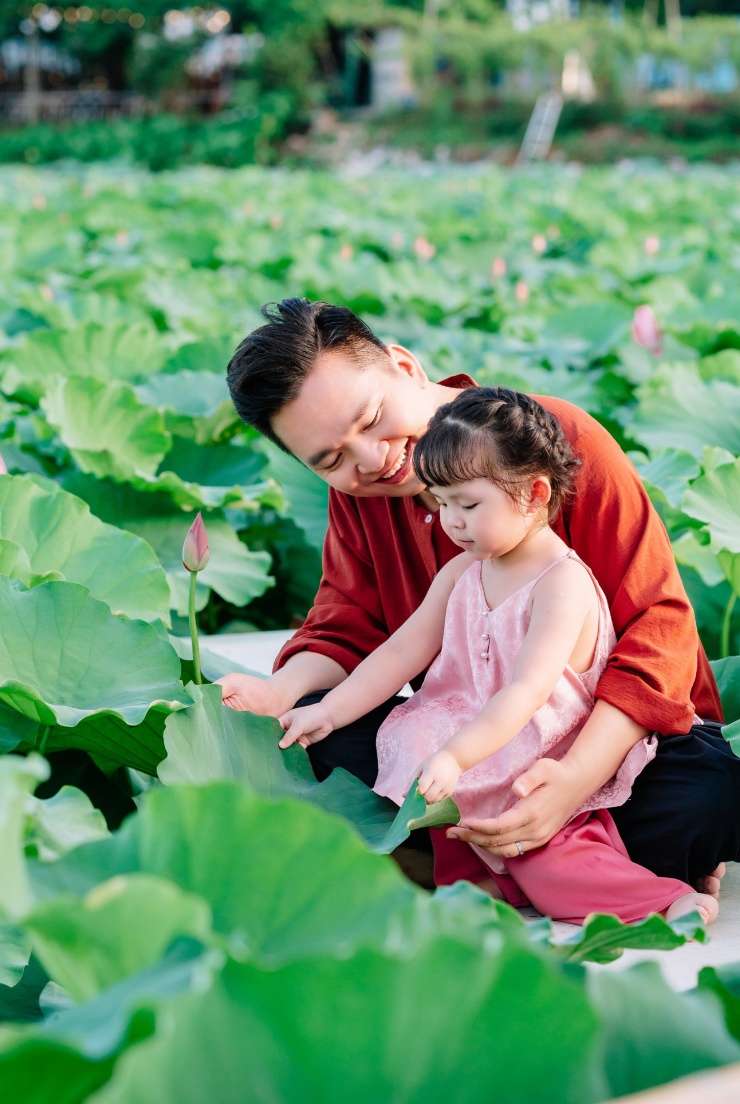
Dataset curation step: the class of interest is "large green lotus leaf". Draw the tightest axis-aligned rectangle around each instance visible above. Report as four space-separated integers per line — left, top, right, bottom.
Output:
630 448 700 510
25 875 213 1003
41 377 171 481
699 349 740 386
541 301 631 358
94 784 421 965
698 963 740 1043
0 539 60 588
672 531 725 588
0 702 38 754
60 476 273 615
0 925 31 989
0 321 165 402
588 962 740 1099
42 710 169 776
630 363 740 459
162 335 236 376
25 787 108 864
0 475 170 623
0 755 49 922
89 940 604 1104
711 657 740 725
134 371 240 444
158 684 428 852
130 437 271 510
0 939 213 1104
263 441 329 552
553 909 705 965
682 459 740 555
0 578 191 728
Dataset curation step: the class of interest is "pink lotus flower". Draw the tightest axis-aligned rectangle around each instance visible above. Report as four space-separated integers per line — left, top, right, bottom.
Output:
644 235 660 256
515 280 530 303
339 243 353 261
631 305 662 356
413 237 436 261
490 257 506 279
532 234 547 255
182 512 210 573
0 452 6 475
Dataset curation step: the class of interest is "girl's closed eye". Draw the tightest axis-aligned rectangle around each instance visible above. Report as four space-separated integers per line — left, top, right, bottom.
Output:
462 503 479 511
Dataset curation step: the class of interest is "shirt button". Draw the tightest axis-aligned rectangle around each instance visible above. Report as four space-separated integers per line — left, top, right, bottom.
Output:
424 514 433 524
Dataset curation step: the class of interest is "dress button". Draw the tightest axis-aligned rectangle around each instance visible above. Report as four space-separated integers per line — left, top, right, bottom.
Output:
481 632 489 639
480 652 487 658
424 513 433 524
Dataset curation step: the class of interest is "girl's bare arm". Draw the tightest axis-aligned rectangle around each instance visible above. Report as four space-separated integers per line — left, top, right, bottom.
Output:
279 554 470 745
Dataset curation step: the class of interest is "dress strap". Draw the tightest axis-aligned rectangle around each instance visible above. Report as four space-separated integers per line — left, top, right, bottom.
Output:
528 550 577 590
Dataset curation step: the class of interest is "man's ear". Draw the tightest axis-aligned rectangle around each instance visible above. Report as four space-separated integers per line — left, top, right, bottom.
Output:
526 476 552 513
385 344 429 386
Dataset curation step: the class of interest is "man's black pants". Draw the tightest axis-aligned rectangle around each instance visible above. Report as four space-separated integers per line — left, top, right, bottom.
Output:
298 690 740 886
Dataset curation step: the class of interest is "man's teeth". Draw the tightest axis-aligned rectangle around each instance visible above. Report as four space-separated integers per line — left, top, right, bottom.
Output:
382 445 407 479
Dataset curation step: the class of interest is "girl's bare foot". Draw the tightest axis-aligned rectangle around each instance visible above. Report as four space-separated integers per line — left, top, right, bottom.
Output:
666 892 719 926
697 862 726 901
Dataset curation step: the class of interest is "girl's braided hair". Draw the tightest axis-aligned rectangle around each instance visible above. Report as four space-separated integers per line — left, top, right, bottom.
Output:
413 387 581 523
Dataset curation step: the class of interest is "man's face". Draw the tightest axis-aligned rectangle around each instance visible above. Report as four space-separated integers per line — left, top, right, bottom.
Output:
272 345 440 498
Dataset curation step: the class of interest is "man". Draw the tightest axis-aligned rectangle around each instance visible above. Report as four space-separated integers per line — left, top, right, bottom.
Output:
220 297 739 895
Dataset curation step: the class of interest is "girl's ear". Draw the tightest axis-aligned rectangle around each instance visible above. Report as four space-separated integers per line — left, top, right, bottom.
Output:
526 476 552 513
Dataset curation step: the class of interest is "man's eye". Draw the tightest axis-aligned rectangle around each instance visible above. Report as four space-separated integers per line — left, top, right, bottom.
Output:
325 455 342 472
363 409 381 431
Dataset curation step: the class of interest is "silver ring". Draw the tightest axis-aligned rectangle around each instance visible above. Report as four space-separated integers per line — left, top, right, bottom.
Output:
515 841 524 857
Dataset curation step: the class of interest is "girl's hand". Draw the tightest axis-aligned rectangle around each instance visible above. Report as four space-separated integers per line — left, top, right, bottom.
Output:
278 704 335 749
446 757 582 857
216 673 287 717
416 750 462 804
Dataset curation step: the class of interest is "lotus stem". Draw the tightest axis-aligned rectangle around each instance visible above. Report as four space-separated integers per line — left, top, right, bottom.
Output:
188 570 202 685
38 724 53 757
720 591 737 660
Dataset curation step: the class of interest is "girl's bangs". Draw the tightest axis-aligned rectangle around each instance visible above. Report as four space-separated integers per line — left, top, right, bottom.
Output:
413 422 491 488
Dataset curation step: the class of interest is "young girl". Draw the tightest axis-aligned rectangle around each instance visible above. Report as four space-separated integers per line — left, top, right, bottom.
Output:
279 387 717 926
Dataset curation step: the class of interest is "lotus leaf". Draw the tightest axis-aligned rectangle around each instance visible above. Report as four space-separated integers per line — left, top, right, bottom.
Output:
0 577 191 728
682 459 740 556
1 322 165 402
0 475 170 623
41 377 171 482
630 363 740 459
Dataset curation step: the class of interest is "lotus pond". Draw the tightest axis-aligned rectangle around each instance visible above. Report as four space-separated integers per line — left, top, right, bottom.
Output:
0 161 739 1102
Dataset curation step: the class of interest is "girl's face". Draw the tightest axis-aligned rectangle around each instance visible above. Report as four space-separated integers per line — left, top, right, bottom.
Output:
429 476 548 560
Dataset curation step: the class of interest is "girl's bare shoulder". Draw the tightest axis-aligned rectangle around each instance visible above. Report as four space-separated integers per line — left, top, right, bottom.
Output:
532 556 598 608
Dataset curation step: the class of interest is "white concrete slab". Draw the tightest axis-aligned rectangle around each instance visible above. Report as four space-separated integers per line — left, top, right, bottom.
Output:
203 629 740 989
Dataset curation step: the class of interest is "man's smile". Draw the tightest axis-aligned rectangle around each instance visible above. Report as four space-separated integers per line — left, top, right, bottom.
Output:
378 440 412 484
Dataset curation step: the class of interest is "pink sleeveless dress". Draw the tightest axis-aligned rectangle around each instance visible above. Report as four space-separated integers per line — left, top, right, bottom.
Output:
374 551 695 924
375 550 657 870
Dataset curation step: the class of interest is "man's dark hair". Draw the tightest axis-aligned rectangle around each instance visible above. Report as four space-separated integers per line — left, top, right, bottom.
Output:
227 298 388 452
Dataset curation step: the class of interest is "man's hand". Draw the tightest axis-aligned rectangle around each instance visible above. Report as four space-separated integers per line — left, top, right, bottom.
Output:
446 757 583 857
278 703 335 749
416 749 462 805
215 673 286 717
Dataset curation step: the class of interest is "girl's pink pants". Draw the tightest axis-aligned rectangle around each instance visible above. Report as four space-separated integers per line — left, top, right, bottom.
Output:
432 809 694 925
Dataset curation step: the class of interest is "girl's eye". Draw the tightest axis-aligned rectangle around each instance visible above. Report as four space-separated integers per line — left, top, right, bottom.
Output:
462 504 478 511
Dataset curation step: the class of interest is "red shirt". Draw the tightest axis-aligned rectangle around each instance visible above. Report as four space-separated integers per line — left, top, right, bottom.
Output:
276 376 722 734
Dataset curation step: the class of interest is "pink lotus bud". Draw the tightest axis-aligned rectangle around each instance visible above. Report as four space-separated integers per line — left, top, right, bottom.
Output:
490 257 506 279
339 243 353 261
269 213 284 230
32 195 46 210
182 512 210 573
413 236 436 261
515 280 530 303
644 235 660 256
532 234 547 255
0 452 6 475
631 305 662 356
